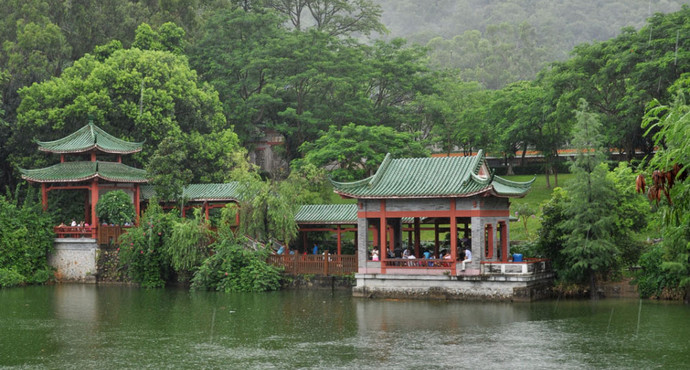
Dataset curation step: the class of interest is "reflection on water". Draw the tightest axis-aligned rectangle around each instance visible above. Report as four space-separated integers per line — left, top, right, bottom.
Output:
1 285 689 369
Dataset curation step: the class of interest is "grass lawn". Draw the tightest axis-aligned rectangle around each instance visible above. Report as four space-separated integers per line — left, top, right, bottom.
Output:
505 173 575 241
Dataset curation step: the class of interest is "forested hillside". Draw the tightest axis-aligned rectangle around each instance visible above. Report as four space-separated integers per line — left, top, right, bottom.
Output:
376 0 685 88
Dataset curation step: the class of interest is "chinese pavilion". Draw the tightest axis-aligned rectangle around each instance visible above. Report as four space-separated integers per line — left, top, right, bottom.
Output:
20 121 147 237
331 151 551 300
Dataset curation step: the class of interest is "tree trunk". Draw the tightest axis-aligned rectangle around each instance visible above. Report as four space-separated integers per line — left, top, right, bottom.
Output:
544 165 551 189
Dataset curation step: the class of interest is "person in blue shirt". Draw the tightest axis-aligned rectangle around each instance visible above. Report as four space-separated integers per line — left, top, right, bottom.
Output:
313 244 319 255
277 245 285 255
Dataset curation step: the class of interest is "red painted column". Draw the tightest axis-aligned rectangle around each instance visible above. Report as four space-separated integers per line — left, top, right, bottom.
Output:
500 221 508 262
41 183 48 211
134 184 141 226
336 225 342 255
380 200 387 273
204 202 210 221
90 151 96 162
91 180 99 238
450 199 457 275
414 217 421 256
60 154 65 163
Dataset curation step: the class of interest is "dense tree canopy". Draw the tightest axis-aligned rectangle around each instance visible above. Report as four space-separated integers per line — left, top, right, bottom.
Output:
9 24 228 179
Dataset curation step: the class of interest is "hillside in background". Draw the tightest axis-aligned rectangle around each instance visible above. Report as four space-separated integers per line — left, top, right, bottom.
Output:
375 0 685 88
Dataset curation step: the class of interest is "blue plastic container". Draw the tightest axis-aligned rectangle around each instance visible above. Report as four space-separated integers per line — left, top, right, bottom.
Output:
512 253 523 262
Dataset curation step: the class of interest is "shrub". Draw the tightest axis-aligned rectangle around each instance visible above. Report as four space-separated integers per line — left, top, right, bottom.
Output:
166 208 213 281
96 190 135 225
191 234 282 293
634 243 681 298
0 268 25 288
118 202 175 287
0 186 54 286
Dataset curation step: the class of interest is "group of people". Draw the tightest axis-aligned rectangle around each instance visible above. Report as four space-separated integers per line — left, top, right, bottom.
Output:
370 245 472 270
57 220 90 228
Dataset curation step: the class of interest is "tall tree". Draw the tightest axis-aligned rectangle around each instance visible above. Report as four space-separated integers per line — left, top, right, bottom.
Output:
9 24 226 182
561 99 619 297
641 79 690 295
296 123 428 181
266 0 386 37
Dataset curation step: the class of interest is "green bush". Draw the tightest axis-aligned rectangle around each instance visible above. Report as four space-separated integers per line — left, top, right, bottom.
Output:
166 208 212 281
0 268 25 288
96 190 135 225
0 186 54 286
634 244 681 298
191 235 282 293
118 202 175 288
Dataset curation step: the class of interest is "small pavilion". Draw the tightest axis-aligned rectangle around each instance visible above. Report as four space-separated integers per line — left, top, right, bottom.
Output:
331 150 535 277
20 121 147 237
141 183 241 223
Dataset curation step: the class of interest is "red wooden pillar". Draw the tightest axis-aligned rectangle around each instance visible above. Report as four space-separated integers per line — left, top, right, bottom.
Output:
379 200 387 273
336 225 342 255
90 151 96 162
450 199 458 274
41 183 48 211
90 179 99 238
414 217 421 256
372 228 378 247
204 201 210 221
60 154 65 163
134 184 141 226
499 221 508 262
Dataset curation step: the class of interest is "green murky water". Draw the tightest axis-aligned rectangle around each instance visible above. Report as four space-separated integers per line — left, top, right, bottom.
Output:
1 285 689 369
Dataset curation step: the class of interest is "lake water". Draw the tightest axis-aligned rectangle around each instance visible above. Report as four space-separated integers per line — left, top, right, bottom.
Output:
1 285 689 369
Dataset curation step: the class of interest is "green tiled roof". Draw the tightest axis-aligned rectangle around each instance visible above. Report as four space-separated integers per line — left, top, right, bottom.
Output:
141 182 240 202
295 204 358 224
36 122 144 154
20 161 147 183
331 150 534 199
295 204 415 224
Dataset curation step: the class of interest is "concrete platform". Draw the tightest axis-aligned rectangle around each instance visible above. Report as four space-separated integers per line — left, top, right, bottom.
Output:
353 272 555 302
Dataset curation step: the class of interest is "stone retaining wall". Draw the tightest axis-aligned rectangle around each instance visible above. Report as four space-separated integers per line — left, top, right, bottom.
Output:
353 273 555 302
49 238 98 283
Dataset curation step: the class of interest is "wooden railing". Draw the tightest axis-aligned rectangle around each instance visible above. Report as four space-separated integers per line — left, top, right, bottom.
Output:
97 225 132 246
267 253 357 276
382 258 455 269
54 226 96 239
